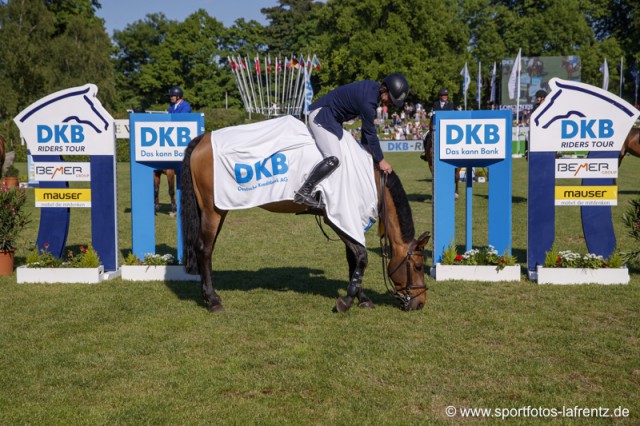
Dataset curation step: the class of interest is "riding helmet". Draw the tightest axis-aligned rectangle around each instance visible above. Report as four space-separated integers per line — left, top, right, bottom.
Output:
168 87 184 98
438 87 449 97
535 89 547 99
382 73 409 108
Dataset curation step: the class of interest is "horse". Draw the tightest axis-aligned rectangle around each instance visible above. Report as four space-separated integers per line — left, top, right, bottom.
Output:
421 121 461 199
619 127 640 166
153 169 177 216
180 132 430 313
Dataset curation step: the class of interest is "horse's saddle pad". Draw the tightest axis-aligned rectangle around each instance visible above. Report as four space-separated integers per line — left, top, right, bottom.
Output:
211 115 377 246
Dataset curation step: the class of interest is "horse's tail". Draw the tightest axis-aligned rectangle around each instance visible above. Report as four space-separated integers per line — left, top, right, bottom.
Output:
181 133 205 275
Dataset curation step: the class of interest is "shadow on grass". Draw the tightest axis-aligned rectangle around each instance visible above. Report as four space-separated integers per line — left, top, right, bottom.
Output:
407 192 432 203
164 267 402 309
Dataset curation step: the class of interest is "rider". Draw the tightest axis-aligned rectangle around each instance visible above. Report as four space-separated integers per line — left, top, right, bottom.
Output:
168 87 192 114
432 87 454 112
421 87 455 162
294 73 409 207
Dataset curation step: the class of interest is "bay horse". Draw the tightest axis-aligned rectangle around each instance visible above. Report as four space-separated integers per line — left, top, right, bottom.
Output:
421 121 461 199
619 127 640 166
180 132 430 313
153 169 176 217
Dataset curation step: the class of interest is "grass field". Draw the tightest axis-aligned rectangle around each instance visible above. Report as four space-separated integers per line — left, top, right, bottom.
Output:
1 155 639 424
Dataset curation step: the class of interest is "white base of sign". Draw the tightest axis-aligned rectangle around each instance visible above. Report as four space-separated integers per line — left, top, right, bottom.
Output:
536 266 629 285
430 264 521 282
120 265 200 281
17 265 104 284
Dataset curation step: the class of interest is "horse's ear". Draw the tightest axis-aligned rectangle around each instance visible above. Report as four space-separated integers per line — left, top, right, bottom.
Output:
415 231 431 251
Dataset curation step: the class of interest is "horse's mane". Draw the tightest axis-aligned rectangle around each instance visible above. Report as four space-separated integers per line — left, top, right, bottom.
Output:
385 171 415 243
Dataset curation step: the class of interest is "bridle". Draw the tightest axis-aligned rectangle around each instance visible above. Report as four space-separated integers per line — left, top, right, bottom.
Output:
378 172 428 310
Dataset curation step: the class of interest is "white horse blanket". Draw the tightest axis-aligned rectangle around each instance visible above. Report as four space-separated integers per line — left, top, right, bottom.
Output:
211 115 377 246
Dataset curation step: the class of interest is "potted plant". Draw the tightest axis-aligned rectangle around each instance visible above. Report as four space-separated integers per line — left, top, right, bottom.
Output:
17 243 104 284
431 243 521 282
536 244 629 285
1 164 20 188
120 252 199 281
0 185 30 276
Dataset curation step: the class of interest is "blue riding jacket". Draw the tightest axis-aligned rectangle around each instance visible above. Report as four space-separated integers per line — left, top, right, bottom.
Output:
310 80 384 162
168 99 192 114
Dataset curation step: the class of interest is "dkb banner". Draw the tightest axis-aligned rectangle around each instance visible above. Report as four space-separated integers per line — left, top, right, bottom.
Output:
129 113 205 261
527 78 639 278
432 110 512 265
14 84 119 272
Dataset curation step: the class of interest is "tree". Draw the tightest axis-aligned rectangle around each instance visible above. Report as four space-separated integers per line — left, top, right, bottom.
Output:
0 0 115 120
312 0 468 105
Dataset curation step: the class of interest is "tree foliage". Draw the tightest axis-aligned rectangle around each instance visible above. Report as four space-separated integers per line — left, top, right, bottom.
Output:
0 0 639 122
0 0 115 121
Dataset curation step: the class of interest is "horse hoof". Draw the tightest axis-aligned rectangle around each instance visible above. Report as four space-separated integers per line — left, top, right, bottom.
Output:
169 212 176 218
334 296 354 313
455 193 459 201
358 299 375 309
208 302 225 313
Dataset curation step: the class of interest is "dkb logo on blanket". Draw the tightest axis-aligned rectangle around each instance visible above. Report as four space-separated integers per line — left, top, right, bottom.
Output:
235 153 288 184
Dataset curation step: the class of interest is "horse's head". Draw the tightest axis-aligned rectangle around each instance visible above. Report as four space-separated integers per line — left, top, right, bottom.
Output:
386 231 430 311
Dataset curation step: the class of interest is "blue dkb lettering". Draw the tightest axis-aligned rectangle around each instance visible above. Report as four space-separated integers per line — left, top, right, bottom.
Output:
159 128 175 147
235 164 253 184
271 153 288 175
254 158 272 180
141 128 157 147
176 128 191 146
37 125 52 143
446 125 463 145
485 124 499 144
55 125 69 143
599 120 613 138
70 125 84 142
466 124 482 144
580 119 596 138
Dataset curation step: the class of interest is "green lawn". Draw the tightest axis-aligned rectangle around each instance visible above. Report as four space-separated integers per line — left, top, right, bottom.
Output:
0 155 639 424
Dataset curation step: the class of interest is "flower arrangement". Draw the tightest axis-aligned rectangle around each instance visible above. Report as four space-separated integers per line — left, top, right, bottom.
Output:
25 243 101 268
441 243 517 271
0 185 30 251
543 244 623 269
123 252 176 266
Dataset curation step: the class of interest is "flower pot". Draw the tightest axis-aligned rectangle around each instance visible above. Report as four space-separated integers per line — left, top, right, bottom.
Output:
17 265 104 284
0 249 15 276
431 263 521 282
1 177 19 189
536 266 629 285
120 264 200 281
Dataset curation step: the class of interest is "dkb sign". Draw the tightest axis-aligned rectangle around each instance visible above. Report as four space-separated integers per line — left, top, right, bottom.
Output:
129 113 204 261
527 78 639 279
14 84 119 273
432 110 512 270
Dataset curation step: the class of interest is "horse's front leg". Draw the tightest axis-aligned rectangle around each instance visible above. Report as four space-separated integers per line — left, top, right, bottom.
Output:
336 242 371 313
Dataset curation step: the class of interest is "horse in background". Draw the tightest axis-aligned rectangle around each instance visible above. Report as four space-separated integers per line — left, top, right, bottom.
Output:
619 127 640 167
421 121 461 200
153 169 176 217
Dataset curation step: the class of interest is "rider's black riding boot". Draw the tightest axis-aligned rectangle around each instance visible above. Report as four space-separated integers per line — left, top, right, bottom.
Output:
294 156 339 208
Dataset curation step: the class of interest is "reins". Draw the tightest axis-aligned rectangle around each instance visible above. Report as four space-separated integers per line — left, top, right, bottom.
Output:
378 171 428 309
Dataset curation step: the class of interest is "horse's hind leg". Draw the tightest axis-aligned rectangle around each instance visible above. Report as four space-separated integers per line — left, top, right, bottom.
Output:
197 207 227 312
167 169 177 217
153 170 161 213
335 241 369 313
